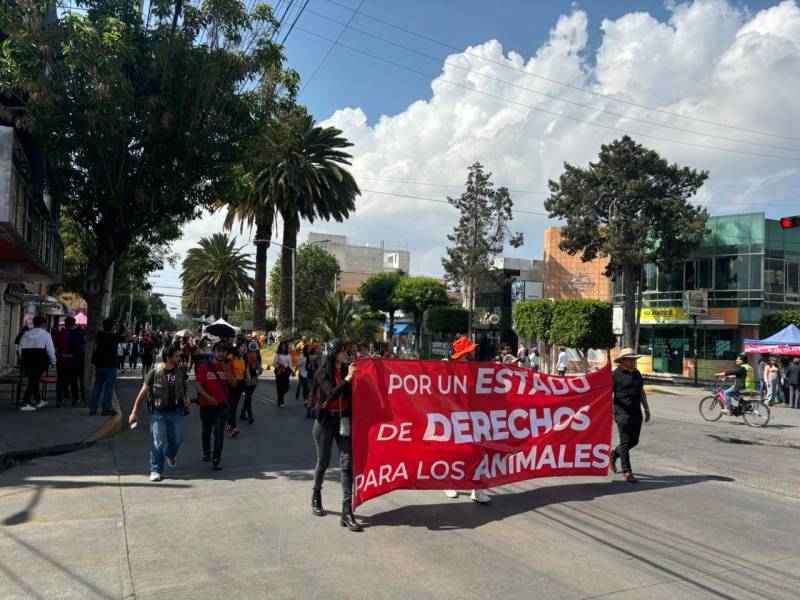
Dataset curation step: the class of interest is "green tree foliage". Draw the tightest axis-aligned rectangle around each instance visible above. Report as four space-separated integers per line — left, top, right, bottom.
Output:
269 243 341 333
351 309 387 345
544 136 708 348
442 163 523 336
513 299 554 372
0 0 295 346
548 300 615 373
315 291 355 340
392 277 449 354
426 306 469 335
264 317 278 333
759 311 800 338
359 272 404 340
254 114 359 334
181 234 254 319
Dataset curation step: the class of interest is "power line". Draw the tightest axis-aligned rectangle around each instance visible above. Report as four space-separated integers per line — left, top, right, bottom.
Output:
299 0 366 96
359 188 548 216
305 8 800 155
280 0 310 45
294 26 800 163
325 0 800 144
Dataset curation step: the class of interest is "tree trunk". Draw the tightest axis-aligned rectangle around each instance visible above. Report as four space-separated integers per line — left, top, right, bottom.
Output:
622 263 638 349
84 253 116 397
467 273 475 340
279 211 299 336
580 348 589 374
388 309 395 346
413 312 422 356
252 214 272 332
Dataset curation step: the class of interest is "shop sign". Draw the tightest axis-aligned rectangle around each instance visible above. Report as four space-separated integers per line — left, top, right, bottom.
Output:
640 307 738 325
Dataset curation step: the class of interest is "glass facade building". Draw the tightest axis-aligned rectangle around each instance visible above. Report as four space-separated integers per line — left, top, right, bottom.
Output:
613 213 800 376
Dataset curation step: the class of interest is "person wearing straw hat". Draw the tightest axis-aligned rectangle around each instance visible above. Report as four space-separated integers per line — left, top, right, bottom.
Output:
610 348 650 483
442 336 493 504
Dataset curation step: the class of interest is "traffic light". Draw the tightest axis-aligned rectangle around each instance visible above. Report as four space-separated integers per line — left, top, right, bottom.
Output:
780 216 800 229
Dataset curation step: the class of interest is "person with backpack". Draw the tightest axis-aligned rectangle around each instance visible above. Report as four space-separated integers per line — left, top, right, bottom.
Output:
128 346 188 482
195 341 231 471
240 341 263 425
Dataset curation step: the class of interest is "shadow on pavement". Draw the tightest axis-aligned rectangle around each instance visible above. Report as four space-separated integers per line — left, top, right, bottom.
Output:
362 474 732 531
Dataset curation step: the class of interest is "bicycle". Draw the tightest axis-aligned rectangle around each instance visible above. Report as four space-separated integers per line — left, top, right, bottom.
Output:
699 378 770 427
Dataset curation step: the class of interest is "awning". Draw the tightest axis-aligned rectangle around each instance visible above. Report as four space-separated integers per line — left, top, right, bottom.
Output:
744 324 800 355
23 294 74 316
387 323 414 336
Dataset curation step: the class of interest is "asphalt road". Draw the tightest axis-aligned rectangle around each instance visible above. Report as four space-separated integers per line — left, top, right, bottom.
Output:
1 374 799 599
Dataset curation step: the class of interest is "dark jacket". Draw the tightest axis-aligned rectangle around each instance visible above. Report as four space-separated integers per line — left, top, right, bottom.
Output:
313 364 352 414
787 362 800 387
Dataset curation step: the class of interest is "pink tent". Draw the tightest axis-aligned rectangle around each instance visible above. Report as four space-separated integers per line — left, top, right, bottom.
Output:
74 311 88 326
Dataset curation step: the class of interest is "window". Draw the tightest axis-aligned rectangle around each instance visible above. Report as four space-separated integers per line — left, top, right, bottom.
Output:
698 258 713 289
685 261 696 290
749 255 763 290
765 258 785 294
658 266 683 292
787 262 799 295
644 264 657 293
714 255 748 290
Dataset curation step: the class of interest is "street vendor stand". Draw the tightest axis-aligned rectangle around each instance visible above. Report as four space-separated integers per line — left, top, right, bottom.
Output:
744 324 800 355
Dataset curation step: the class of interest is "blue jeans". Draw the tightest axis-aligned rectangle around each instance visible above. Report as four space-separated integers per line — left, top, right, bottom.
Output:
90 368 117 413
723 387 741 411
150 408 183 474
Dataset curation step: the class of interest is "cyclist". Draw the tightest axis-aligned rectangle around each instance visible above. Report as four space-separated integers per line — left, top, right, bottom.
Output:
715 354 754 414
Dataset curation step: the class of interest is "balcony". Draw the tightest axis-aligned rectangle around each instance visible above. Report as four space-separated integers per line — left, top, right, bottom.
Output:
0 126 63 283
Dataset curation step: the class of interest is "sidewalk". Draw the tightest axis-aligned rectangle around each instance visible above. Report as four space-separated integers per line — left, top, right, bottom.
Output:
0 376 125 465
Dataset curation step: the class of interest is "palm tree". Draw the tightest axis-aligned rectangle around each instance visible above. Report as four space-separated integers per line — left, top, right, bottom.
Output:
254 114 359 334
222 171 274 333
315 291 356 340
181 233 255 319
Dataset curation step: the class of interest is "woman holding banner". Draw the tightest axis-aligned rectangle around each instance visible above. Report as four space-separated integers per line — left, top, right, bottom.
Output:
443 336 493 504
310 339 362 532
611 348 651 483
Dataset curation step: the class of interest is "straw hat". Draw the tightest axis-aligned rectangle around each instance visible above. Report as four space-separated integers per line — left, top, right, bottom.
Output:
614 348 640 363
451 336 478 360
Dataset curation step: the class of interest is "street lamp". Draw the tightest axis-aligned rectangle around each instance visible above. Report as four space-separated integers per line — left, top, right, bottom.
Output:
255 237 330 335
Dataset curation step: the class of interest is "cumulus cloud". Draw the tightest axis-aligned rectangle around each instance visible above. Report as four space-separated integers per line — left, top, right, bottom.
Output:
160 0 800 294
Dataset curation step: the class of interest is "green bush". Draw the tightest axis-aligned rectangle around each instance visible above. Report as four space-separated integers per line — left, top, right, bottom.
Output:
512 300 553 341
549 299 615 351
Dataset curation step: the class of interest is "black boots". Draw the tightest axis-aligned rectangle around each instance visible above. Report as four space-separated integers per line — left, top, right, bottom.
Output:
312 491 324 516
340 504 363 532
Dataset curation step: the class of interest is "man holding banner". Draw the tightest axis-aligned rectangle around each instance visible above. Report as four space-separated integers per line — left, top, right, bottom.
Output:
351 342 613 510
610 348 651 483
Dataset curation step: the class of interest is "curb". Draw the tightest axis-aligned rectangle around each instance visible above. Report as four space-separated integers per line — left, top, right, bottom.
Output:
643 385 682 396
83 391 123 443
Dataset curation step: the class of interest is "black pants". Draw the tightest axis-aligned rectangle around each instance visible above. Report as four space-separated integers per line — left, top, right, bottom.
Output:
612 409 643 473
228 380 244 428
117 356 125 370
56 363 80 406
22 365 47 406
276 371 291 406
241 384 256 420
312 411 353 508
200 404 226 463
299 375 312 401
129 354 138 370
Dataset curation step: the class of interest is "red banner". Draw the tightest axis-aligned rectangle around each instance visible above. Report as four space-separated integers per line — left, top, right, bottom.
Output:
351 359 613 508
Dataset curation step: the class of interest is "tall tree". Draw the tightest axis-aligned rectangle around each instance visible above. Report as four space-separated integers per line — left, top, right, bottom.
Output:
359 272 404 343
181 234 254 320
0 0 294 347
544 136 709 348
442 163 523 339
548 300 615 373
392 277 449 355
269 243 341 333
254 114 359 335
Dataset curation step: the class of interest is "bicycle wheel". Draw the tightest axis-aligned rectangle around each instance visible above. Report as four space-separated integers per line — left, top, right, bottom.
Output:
699 395 723 421
743 400 770 428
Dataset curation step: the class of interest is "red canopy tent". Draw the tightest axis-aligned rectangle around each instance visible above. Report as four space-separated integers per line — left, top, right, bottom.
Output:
744 324 800 355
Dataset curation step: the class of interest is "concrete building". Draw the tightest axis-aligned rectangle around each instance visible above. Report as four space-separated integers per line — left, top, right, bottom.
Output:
543 227 612 301
0 125 65 369
307 232 410 296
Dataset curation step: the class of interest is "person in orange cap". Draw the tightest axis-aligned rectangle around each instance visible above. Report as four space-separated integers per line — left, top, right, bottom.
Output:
443 336 492 504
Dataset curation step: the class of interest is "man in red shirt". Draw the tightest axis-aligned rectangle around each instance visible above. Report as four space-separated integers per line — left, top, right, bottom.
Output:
195 341 230 470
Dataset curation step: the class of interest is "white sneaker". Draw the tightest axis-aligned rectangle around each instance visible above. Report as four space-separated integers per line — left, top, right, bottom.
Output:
166 457 176 468
471 489 492 504
35 400 48 409
20 404 36 412
149 472 162 482
443 490 459 499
